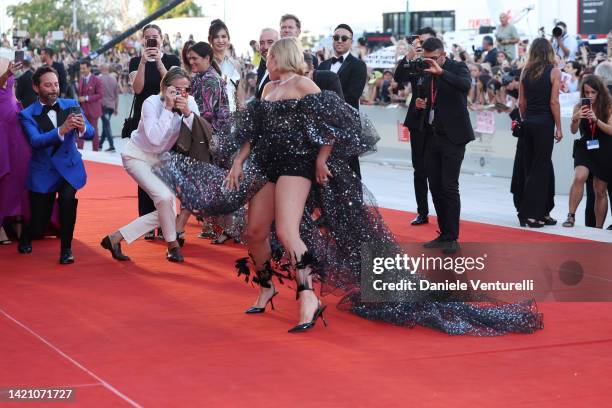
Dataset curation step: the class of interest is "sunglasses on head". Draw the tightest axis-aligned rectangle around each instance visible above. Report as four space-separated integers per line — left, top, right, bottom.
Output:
333 35 351 42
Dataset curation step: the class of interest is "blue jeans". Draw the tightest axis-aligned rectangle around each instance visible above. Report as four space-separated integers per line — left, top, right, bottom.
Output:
100 107 115 149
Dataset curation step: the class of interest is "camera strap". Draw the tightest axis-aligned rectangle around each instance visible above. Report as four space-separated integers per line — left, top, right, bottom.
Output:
428 80 437 124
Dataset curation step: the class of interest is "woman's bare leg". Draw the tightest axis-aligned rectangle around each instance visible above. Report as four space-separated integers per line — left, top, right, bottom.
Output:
274 176 318 325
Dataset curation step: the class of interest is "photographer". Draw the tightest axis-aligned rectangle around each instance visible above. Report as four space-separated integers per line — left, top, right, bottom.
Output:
128 24 181 240
101 67 199 263
393 27 437 226
552 22 578 62
398 37 474 253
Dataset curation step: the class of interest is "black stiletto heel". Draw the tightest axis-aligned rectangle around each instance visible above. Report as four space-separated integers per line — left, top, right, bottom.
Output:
244 261 279 314
288 250 328 333
525 218 545 228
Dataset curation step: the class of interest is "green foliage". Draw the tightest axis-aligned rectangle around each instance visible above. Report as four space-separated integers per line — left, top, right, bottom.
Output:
143 0 202 18
7 0 105 49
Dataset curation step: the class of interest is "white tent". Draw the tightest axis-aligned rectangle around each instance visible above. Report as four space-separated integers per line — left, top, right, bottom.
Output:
363 46 398 69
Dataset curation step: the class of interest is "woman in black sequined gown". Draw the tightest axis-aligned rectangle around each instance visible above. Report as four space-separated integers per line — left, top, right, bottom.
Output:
153 38 544 335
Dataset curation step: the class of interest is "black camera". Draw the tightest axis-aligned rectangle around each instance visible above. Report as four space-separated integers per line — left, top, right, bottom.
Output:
472 45 484 60
501 74 515 86
403 57 429 75
552 26 563 37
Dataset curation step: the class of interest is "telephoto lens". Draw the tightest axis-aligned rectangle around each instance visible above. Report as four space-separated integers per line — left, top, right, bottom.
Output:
552 26 563 37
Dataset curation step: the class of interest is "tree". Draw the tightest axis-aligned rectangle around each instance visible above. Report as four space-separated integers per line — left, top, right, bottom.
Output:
143 0 202 18
7 0 105 49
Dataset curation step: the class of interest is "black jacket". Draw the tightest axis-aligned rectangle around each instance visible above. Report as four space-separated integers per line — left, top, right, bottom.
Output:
16 69 37 108
318 53 367 110
312 70 344 99
255 58 269 100
51 61 68 96
395 57 475 145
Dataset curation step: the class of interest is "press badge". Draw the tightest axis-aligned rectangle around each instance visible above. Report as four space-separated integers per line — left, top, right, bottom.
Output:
587 139 600 150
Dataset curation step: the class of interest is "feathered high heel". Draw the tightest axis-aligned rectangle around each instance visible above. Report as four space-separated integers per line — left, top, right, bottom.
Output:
288 250 328 333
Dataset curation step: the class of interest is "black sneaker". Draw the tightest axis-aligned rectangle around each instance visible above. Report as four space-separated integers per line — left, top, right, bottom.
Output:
423 235 446 248
441 240 459 255
105 147 116 152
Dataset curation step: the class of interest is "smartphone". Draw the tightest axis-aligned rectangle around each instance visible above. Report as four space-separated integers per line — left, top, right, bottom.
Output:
14 50 24 63
407 35 420 45
146 38 157 48
70 106 82 117
581 98 591 108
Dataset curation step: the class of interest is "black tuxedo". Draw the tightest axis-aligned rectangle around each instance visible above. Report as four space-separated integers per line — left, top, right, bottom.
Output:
420 59 474 241
51 61 68 97
16 70 37 108
312 70 344 99
394 61 431 217
318 53 367 110
318 53 367 178
255 59 270 100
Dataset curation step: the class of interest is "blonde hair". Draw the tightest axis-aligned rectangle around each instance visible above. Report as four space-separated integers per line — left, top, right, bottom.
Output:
159 66 190 98
269 37 304 75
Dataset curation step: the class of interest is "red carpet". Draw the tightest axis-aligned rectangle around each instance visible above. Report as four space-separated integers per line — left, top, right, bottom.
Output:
1 161 610 407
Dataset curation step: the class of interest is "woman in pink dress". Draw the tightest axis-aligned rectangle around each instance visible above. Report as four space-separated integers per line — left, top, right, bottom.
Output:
0 61 31 243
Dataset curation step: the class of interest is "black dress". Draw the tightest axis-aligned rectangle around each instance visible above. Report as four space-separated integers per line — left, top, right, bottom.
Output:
153 91 543 336
579 119 612 183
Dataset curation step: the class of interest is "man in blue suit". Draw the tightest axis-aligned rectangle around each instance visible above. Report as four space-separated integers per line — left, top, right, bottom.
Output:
18 66 94 264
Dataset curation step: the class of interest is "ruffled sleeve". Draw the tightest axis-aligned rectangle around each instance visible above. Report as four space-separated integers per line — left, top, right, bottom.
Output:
300 91 380 159
212 100 262 168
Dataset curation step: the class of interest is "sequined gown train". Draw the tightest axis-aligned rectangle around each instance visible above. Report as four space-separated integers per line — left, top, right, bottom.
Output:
153 91 543 335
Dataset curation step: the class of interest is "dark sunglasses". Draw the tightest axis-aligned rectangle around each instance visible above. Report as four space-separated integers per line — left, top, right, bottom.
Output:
333 35 352 42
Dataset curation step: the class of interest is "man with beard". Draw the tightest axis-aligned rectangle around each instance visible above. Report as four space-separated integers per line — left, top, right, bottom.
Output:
18 66 94 264
255 28 279 100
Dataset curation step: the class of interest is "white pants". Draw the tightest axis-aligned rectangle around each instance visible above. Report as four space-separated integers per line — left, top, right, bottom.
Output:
119 141 176 244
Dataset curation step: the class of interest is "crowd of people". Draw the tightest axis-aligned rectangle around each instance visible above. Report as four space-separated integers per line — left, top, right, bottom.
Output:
1 10 611 335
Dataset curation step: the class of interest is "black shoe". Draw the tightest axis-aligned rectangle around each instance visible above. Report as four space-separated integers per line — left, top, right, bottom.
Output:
177 231 185 248
105 147 115 152
245 291 278 314
543 215 557 226
59 248 75 264
288 303 328 333
607 224 612 231
18 242 32 254
441 240 459 255
423 235 446 248
411 214 429 226
144 230 155 241
525 218 545 228
100 236 130 261
156 228 164 240
211 232 231 245
167 246 184 263
518 214 527 227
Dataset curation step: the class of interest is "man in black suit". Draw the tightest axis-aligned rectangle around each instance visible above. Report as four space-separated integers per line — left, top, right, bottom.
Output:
318 23 367 178
40 48 68 97
15 59 37 108
394 27 437 226
415 37 474 253
256 28 279 100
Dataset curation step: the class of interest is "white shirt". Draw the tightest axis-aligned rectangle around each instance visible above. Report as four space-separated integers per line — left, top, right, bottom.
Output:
552 34 578 62
131 94 200 154
258 70 269 92
41 101 83 141
330 51 351 74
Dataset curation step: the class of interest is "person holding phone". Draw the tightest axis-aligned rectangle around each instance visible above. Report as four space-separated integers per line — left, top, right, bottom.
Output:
17 66 94 264
128 23 181 240
564 75 612 228
101 67 199 263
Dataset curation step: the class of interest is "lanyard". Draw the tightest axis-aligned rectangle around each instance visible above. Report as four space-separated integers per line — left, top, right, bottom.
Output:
430 79 437 110
590 119 597 139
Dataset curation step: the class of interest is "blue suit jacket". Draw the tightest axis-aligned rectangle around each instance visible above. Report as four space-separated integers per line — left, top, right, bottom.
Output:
18 98 94 193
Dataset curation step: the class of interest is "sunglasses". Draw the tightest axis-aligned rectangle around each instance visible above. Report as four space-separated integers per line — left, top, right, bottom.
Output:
333 35 352 42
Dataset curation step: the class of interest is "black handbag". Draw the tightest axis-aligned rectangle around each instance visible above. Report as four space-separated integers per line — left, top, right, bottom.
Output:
511 117 524 138
121 96 138 138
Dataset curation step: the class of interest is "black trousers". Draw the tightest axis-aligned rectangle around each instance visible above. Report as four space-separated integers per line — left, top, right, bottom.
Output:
511 137 555 215
22 179 77 250
519 116 555 220
410 129 429 217
138 186 156 216
425 129 465 241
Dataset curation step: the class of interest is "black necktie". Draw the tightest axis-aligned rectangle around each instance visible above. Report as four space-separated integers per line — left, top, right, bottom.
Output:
42 104 60 115
331 56 344 64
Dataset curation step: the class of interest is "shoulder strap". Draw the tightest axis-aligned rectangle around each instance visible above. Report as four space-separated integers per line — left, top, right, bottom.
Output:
127 95 136 118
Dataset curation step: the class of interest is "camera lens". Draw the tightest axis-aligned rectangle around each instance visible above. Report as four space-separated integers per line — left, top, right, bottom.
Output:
552 27 563 37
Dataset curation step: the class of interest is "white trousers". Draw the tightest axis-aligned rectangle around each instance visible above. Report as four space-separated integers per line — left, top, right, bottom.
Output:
119 141 176 244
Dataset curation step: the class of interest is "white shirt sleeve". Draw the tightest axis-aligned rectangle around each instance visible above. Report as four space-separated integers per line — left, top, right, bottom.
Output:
141 98 176 147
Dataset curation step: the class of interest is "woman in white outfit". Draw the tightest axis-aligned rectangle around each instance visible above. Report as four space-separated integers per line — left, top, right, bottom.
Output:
100 67 199 263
